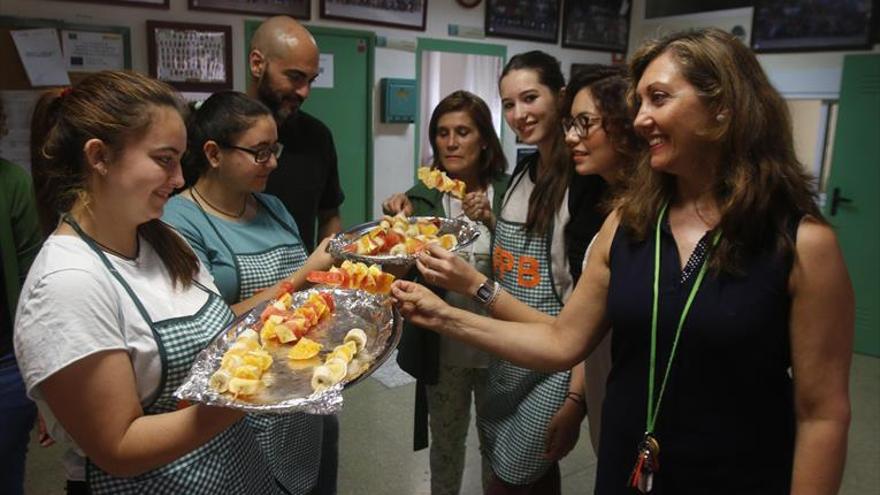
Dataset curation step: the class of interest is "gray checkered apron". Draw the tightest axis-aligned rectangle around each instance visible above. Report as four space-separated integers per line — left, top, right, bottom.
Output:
196 195 322 494
481 213 570 485
63 217 279 494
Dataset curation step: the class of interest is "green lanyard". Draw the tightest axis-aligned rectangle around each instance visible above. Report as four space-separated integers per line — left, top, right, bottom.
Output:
645 202 721 435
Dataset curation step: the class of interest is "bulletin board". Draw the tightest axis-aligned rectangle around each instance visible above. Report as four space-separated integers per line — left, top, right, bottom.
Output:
0 16 132 90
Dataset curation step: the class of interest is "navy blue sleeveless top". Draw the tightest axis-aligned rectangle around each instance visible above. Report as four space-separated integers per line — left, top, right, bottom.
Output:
596 216 797 494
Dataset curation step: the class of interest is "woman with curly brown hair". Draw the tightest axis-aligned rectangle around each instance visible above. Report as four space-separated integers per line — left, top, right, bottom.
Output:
393 28 853 494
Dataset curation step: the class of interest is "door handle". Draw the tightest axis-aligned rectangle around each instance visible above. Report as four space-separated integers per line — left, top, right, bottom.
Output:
830 187 853 216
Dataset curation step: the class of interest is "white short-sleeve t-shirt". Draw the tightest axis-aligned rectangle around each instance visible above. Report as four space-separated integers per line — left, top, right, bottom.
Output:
13 233 219 480
500 169 574 301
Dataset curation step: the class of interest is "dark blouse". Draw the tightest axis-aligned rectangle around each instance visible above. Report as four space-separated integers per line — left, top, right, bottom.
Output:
596 216 797 494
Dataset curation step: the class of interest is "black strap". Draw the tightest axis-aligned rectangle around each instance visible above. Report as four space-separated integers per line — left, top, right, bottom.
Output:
413 380 429 451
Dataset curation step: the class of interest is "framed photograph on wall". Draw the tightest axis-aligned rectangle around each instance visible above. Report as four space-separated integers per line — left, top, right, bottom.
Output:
147 21 232 92
752 0 875 52
485 0 560 44
53 0 169 8
188 0 310 18
320 0 428 31
562 0 631 53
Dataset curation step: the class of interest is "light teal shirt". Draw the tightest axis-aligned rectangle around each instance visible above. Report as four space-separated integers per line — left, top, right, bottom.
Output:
162 193 305 304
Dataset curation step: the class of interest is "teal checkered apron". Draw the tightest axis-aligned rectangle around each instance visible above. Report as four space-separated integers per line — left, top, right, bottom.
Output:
64 218 279 494
197 195 322 494
481 214 570 485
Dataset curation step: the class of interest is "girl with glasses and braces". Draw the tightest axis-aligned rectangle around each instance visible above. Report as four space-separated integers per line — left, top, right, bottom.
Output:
162 91 335 494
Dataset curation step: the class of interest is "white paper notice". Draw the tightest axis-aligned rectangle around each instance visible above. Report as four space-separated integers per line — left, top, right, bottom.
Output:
62 30 125 72
314 53 334 89
0 90 42 172
10 28 70 87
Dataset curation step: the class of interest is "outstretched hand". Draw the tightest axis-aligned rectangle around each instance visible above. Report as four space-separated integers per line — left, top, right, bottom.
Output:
391 280 452 331
415 243 485 296
382 193 414 216
302 236 335 273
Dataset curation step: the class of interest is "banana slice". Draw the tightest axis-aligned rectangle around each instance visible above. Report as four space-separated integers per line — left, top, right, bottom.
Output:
311 365 336 392
329 343 355 363
221 352 245 370
388 243 408 255
228 378 260 396
344 328 368 353
233 364 261 380
324 357 348 383
209 369 232 393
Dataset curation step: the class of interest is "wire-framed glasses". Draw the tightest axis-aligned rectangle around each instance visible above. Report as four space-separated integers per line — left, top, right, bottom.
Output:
561 115 602 138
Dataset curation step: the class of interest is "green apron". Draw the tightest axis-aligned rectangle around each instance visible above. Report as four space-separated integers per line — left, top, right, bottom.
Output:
194 196 322 494
480 170 571 485
64 218 279 495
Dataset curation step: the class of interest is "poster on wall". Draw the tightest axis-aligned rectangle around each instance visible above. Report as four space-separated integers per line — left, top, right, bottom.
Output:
562 0 631 53
320 0 428 31
62 30 126 72
53 0 169 8
147 21 233 92
188 0 310 18
751 0 875 52
485 0 560 44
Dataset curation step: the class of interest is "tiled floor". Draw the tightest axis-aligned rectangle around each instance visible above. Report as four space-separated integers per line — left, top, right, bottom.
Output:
23 353 879 494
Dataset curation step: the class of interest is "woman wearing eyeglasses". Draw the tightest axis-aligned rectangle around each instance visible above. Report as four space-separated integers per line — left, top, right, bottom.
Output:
410 65 641 459
162 91 334 494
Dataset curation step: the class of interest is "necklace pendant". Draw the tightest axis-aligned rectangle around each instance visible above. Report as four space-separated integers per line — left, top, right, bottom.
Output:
628 434 660 493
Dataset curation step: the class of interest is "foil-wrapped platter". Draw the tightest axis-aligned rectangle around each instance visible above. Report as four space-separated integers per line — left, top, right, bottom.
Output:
175 288 402 414
328 215 480 266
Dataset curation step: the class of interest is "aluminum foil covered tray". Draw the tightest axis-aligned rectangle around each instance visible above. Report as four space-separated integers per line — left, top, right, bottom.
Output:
175 288 402 414
328 215 480 266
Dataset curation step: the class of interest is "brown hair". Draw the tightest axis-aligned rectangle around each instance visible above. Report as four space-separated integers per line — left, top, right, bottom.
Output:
427 90 507 187
501 51 570 234
31 70 199 286
562 64 643 188
620 28 822 273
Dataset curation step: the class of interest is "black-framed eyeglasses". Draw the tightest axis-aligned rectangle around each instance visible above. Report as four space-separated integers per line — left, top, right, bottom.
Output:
561 115 602 138
221 142 284 164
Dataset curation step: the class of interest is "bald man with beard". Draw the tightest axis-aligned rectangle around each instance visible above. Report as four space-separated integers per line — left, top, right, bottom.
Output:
248 16 344 253
248 16 342 495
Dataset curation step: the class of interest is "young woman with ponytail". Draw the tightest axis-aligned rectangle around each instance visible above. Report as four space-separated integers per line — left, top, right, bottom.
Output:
14 71 282 494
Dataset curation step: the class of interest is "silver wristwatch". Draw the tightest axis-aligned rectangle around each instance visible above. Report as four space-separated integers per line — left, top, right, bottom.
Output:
472 279 499 307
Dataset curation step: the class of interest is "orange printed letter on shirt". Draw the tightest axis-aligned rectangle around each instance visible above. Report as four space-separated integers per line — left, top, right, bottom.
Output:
494 246 515 281
517 255 541 288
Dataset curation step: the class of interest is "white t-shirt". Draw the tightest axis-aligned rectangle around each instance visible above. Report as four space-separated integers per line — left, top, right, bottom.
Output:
14 234 219 480
500 169 574 301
